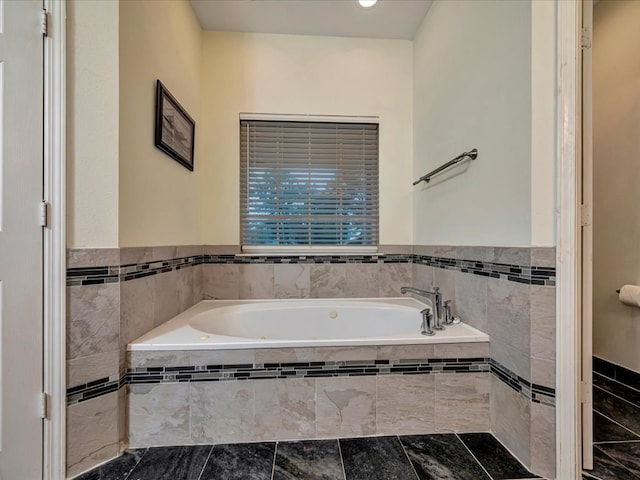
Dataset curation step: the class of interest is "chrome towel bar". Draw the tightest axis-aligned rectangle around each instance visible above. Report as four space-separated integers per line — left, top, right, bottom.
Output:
413 148 478 186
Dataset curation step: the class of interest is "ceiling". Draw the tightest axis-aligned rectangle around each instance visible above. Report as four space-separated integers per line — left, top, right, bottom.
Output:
190 0 433 40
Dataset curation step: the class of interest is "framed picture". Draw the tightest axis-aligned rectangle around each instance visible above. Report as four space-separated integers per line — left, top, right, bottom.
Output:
154 80 195 171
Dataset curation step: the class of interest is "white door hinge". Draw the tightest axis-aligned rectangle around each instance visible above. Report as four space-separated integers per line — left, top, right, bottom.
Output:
580 381 592 405
40 201 49 228
39 392 48 419
581 27 592 49
41 9 49 37
580 204 592 227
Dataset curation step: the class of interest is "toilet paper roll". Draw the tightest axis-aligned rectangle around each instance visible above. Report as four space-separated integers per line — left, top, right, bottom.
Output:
618 285 640 308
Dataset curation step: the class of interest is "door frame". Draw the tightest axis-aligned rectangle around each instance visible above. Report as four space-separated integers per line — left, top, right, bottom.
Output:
34 1 585 479
42 1 66 478
556 0 582 479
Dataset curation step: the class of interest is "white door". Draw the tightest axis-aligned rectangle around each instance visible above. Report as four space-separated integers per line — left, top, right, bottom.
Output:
0 1 44 479
581 0 594 471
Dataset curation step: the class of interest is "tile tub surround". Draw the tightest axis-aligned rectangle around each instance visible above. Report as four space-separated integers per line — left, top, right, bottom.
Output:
412 246 557 478
74 433 541 480
67 246 555 291
126 343 492 446
66 246 203 477
66 245 557 478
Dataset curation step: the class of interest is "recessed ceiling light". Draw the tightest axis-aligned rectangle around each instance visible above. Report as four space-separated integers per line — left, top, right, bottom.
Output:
359 0 377 7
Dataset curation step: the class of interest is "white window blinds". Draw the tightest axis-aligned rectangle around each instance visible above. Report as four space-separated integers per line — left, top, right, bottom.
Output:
240 120 379 247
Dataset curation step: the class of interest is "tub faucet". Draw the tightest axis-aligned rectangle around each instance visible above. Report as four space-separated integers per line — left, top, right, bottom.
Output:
400 286 444 330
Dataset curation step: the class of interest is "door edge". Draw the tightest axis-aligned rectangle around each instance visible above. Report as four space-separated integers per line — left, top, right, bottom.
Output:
42 1 66 478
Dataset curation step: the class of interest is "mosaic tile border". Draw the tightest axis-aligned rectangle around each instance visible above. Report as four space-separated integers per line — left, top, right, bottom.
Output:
413 255 556 286
67 356 490 405
67 253 556 286
66 373 126 405
490 359 555 406
200 253 411 265
67 357 556 407
67 255 201 286
126 356 491 383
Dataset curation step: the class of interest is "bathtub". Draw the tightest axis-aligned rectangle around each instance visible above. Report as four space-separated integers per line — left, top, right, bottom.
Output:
128 297 488 351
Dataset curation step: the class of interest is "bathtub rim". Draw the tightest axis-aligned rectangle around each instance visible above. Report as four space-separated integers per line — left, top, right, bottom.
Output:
128 297 489 351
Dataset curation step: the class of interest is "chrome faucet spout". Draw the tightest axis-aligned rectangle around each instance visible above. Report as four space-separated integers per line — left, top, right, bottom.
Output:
400 286 429 296
400 285 444 330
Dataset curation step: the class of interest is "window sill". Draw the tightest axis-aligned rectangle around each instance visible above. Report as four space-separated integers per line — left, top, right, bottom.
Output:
240 246 379 256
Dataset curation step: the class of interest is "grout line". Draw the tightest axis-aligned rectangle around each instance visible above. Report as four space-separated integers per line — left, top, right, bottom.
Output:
121 448 150 480
594 385 640 413
594 370 640 391
396 435 420 480
593 410 640 440
270 442 277 480
593 374 640 404
581 473 604 480
593 440 640 444
336 438 348 480
455 433 495 480
593 444 639 479
593 359 640 391
195 445 214 480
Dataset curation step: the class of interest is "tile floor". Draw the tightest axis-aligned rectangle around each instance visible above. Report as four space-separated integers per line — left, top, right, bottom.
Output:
582 372 640 480
76 432 542 480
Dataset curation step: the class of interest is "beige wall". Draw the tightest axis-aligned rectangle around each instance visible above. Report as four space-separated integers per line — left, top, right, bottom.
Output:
199 32 414 245
593 0 640 372
412 0 556 247
67 0 119 247
119 0 202 247
68 0 556 250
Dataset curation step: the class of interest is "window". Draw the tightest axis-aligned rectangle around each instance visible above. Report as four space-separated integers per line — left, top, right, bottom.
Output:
240 118 379 250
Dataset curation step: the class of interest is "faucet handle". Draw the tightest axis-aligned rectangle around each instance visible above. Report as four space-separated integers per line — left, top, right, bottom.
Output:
420 308 435 336
443 300 461 325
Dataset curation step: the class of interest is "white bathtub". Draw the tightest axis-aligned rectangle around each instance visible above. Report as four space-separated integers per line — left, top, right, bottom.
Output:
128 298 488 350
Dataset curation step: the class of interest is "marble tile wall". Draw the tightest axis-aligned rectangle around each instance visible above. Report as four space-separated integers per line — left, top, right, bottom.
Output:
66 246 203 477
201 245 413 300
412 245 557 478
66 244 557 478
127 343 491 447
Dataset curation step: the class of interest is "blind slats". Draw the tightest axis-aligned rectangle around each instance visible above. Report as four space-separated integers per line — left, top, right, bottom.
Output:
240 119 379 247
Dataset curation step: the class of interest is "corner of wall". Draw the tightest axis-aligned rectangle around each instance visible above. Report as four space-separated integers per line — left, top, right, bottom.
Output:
118 0 202 247
531 0 557 248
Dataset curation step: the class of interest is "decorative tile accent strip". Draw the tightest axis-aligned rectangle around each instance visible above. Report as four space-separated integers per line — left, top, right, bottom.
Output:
127 356 491 384
66 357 490 405
66 374 126 406
66 357 556 406
490 359 555 406
413 255 556 286
67 255 201 286
199 253 411 265
531 384 556 406
67 253 556 286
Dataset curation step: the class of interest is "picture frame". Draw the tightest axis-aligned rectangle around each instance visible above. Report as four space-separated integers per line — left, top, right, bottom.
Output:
154 80 195 171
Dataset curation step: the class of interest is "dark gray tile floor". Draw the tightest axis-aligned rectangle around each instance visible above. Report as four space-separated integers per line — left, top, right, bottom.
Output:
583 374 640 480
76 433 540 480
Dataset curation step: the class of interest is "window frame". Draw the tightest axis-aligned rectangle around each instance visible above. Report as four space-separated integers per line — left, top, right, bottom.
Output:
239 114 380 254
